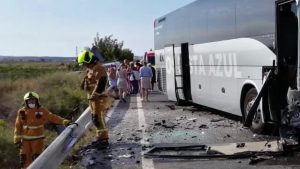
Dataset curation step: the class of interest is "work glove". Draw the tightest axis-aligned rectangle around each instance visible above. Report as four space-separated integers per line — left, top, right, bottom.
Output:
63 119 71 126
15 142 22 149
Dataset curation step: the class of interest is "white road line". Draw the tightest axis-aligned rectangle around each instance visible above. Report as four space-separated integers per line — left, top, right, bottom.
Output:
137 96 155 169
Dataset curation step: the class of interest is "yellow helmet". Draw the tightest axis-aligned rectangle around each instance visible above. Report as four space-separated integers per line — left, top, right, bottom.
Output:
24 91 39 101
76 50 96 66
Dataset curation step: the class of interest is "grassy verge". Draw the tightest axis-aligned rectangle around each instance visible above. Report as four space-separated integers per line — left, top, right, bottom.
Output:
0 61 88 168
0 62 76 80
0 120 19 169
0 71 88 120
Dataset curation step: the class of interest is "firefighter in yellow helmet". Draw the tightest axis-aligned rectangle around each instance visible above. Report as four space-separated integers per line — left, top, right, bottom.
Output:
14 92 71 169
77 50 112 148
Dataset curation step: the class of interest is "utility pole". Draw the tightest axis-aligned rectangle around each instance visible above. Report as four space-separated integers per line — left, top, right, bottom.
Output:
75 46 78 57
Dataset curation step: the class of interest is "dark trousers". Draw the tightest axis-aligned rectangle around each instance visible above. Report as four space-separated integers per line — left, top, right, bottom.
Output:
130 80 139 94
151 82 155 90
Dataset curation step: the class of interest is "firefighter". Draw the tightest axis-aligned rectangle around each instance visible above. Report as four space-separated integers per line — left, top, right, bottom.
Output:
77 50 112 148
14 91 71 169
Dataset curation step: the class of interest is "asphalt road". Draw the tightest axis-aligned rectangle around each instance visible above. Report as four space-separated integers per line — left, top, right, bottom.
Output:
73 92 300 169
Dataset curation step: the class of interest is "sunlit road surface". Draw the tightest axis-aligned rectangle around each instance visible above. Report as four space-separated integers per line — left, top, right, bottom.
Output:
74 91 300 169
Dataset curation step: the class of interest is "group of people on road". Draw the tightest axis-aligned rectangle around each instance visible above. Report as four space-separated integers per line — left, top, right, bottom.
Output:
13 48 156 168
106 59 156 102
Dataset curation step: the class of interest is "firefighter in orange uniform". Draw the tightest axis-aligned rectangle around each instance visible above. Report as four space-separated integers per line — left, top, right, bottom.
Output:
14 92 71 169
77 50 111 148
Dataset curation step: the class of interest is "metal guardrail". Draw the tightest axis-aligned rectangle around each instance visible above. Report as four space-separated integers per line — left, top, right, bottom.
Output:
28 107 93 169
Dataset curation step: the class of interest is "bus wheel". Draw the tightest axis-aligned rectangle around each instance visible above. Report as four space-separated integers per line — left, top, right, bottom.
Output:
243 88 265 133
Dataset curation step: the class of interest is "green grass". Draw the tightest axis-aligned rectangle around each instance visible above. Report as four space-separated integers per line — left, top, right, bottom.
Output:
0 61 83 80
0 120 19 169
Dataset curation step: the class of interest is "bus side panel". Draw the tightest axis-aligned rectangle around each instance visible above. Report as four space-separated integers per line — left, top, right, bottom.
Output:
155 49 167 93
189 46 212 106
164 46 176 101
189 38 276 116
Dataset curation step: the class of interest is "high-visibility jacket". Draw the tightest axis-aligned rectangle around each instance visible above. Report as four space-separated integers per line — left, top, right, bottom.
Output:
14 107 65 143
86 62 107 96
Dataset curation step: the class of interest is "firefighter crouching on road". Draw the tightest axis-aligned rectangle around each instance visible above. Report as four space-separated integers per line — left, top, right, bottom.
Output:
77 50 112 148
14 91 71 169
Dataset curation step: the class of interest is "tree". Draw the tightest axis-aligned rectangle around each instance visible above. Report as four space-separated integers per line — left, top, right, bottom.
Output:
93 33 133 61
120 48 134 61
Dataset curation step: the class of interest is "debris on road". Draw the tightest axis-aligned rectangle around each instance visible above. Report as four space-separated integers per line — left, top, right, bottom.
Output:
134 136 142 142
166 105 176 110
236 143 245 148
162 122 177 129
118 154 133 158
249 155 273 165
188 118 197 122
88 159 96 166
210 118 225 122
154 122 162 126
117 137 123 142
212 124 233 128
176 116 187 121
199 124 209 129
145 140 284 159
74 91 300 168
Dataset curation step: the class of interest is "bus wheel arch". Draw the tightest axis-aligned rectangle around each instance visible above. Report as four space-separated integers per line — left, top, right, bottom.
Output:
240 85 266 134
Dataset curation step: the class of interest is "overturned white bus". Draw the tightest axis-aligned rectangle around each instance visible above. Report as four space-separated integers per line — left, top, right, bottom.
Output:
154 0 299 133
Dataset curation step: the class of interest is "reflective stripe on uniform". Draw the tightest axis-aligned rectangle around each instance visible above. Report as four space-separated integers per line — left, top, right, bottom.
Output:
14 134 23 139
22 134 45 140
96 129 108 132
22 125 43 130
100 115 107 129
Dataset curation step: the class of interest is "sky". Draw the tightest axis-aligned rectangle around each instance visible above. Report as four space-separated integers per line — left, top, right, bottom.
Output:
0 0 195 57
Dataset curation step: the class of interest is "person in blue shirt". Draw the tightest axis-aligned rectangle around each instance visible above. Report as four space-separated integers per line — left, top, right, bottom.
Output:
139 61 153 101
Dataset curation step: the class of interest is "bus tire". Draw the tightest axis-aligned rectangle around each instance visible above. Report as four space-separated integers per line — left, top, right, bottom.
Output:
243 88 266 134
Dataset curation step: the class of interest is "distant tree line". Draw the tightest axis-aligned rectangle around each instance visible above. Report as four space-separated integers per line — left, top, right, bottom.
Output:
92 33 134 62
